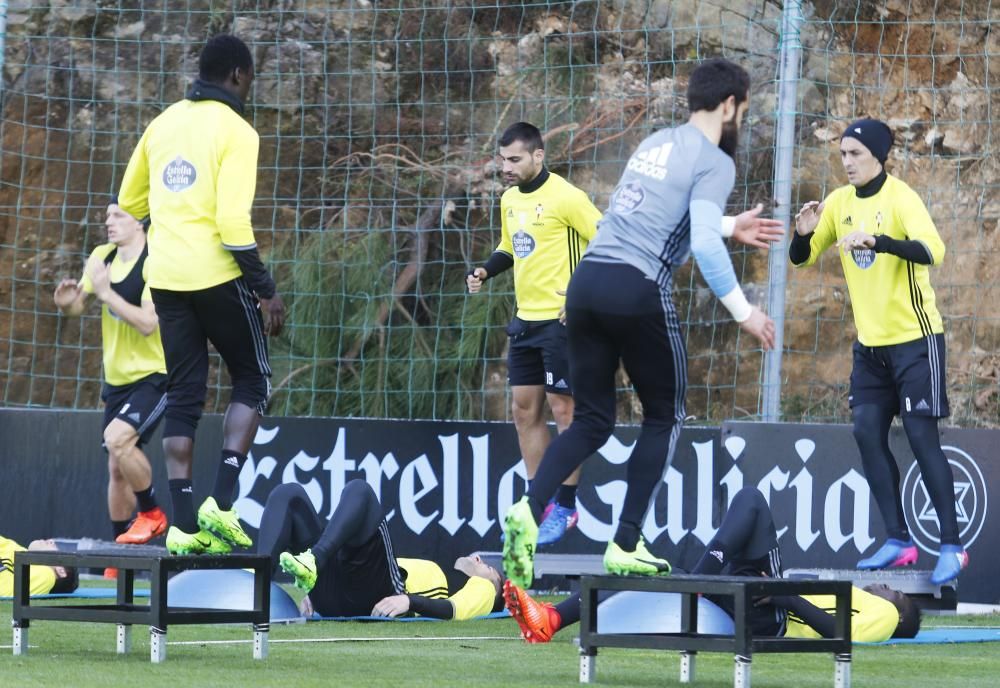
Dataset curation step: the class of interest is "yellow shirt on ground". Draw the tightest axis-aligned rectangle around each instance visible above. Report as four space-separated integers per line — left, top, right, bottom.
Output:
397 557 496 620
117 99 259 291
497 172 601 320
784 586 899 642
0 536 56 597
80 243 167 386
794 174 945 346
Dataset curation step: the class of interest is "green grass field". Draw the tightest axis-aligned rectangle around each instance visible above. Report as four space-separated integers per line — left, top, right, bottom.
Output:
3 590 999 688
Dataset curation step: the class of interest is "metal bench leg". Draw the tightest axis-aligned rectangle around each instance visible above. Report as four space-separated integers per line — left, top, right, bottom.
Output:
253 624 269 660
835 653 852 688
680 651 696 683
116 624 132 654
12 624 27 656
734 654 752 688
150 626 167 663
579 650 596 683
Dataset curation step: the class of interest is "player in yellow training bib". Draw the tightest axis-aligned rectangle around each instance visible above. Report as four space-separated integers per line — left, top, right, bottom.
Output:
116 35 286 555
467 122 602 546
53 200 169 551
504 487 921 644
259 480 504 621
791 118 967 585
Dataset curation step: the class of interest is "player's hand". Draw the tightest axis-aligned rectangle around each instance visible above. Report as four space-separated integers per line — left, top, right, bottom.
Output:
556 288 567 325
731 203 784 250
466 267 488 294
372 594 410 618
794 201 825 236
739 306 776 351
260 293 286 337
298 594 314 618
836 231 876 254
53 278 82 308
85 255 113 301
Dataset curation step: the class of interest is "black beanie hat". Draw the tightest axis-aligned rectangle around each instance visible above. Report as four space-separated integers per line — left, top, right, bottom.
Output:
841 118 894 164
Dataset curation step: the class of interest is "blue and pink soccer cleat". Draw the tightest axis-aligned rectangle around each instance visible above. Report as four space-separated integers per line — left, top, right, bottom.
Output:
857 538 919 570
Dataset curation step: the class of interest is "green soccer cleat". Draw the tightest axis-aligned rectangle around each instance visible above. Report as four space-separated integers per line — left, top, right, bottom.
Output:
165 526 232 555
197 496 253 548
604 537 672 576
502 497 539 589
280 549 317 592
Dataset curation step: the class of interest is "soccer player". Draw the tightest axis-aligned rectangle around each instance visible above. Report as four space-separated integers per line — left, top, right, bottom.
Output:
504 487 921 644
1 537 79 597
467 122 603 545
790 118 967 585
502 59 778 588
260 480 505 620
53 200 169 547
117 34 286 555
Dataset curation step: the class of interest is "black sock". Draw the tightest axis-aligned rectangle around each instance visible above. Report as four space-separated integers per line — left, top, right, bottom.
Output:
112 519 131 539
212 450 248 511
169 479 198 533
613 521 640 551
555 484 577 509
135 485 157 513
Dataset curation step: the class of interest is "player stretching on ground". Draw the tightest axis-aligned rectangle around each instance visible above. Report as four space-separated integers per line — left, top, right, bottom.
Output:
505 487 921 643
467 122 602 545
791 118 967 585
54 200 168 547
261 481 505 620
502 59 780 587
117 34 285 554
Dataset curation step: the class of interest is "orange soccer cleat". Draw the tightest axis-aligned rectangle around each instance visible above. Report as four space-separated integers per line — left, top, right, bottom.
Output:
503 579 561 643
115 507 168 544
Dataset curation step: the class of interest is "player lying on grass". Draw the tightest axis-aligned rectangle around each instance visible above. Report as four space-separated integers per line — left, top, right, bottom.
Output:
257 480 505 620
505 487 921 643
1 537 79 597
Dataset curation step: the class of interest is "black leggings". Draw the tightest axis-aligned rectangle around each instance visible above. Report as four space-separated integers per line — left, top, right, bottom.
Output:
526 261 685 551
691 487 782 578
852 403 960 545
554 488 784 635
257 480 402 616
257 480 384 572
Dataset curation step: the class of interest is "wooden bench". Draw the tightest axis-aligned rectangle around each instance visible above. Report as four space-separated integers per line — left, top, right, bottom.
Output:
11 549 270 663
578 574 853 688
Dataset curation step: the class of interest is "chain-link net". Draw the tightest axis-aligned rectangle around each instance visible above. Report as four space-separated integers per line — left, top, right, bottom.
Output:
1 1 995 427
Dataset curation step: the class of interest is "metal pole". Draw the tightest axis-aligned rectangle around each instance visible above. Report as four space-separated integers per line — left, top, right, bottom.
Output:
762 0 804 421
0 1 8 100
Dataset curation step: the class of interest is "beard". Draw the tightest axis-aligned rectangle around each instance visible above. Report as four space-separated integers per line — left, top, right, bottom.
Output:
718 116 740 158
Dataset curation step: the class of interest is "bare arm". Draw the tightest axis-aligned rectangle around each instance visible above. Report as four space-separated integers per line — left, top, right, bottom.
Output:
85 256 159 336
53 278 88 316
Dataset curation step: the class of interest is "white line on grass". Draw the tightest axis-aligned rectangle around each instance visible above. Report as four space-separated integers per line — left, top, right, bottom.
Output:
169 636 520 646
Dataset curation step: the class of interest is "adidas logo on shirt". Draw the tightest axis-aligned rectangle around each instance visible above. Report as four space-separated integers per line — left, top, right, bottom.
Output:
709 550 725 563
627 143 673 181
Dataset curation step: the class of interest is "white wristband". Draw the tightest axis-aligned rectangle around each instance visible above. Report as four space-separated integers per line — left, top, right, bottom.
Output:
721 215 736 238
719 286 753 323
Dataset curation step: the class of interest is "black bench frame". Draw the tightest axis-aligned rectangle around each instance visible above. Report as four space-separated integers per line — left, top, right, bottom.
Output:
579 574 853 687
12 550 271 663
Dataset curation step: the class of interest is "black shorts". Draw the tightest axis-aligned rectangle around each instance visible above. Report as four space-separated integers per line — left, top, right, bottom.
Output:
151 278 271 436
506 317 572 394
309 521 406 617
849 333 949 418
101 373 167 448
